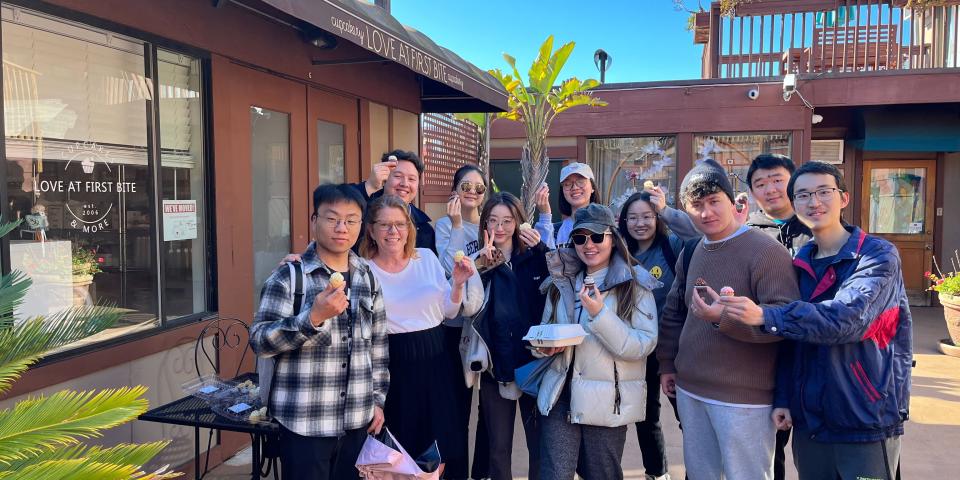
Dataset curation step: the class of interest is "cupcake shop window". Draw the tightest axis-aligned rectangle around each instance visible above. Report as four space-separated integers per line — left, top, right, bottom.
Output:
1 5 212 357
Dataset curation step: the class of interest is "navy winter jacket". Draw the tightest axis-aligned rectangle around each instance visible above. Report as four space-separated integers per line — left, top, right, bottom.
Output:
764 226 912 443
479 242 550 383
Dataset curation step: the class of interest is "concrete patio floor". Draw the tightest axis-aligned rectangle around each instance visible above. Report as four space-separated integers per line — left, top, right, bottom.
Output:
207 307 959 479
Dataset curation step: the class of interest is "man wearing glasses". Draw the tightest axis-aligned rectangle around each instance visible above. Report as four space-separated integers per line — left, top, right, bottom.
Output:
719 162 911 480
354 149 436 253
251 184 389 479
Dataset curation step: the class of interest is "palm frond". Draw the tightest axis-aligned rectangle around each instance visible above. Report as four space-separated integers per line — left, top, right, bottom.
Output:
0 456 181 480
0 271 31 321
0 219 22 240
0 306 123 375
0 441 170 473
0 356 41 397
0 386 148 465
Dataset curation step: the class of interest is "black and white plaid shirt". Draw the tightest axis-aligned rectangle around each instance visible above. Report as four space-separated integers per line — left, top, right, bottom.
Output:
250 245 389 437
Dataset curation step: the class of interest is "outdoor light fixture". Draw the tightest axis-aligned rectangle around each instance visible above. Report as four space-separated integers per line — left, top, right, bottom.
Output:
303 29 338 50
812 114 824 124
594 49 612 84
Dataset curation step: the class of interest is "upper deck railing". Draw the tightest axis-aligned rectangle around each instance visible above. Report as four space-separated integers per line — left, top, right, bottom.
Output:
694 0 960 78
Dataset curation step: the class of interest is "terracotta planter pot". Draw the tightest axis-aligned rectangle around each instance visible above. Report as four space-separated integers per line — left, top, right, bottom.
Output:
941 293 960 346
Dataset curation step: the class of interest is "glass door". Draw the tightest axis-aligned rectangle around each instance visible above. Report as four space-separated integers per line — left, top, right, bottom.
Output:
307 87 359 206
861 159 937 305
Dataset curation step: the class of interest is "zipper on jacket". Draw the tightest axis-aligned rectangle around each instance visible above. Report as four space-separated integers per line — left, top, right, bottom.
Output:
613 362 622 415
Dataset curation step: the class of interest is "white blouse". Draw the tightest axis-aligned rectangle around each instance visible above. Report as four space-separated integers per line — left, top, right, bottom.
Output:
368 248 482 334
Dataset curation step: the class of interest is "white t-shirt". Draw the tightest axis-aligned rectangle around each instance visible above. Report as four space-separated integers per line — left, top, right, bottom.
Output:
368 248 463 334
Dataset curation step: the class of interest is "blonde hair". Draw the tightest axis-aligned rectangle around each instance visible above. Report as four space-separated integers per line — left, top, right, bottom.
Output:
360 194 418 259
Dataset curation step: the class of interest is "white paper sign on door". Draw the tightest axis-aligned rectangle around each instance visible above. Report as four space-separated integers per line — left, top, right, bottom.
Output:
162 200 198 241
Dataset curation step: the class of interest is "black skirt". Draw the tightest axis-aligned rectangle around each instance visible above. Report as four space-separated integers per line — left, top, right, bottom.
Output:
384 324 465 472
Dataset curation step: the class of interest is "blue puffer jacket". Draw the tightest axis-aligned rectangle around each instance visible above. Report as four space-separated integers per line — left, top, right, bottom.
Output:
764 226 912 443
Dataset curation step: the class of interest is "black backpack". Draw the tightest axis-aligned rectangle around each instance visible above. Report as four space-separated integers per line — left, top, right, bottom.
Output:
673 238 700 321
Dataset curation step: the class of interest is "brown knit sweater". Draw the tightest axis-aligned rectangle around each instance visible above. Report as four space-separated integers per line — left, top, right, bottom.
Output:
657 227 799 405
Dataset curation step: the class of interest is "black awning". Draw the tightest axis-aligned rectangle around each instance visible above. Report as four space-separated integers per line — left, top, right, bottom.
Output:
253 0 507 112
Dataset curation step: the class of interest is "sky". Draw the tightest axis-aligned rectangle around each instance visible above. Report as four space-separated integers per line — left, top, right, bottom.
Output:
390 0 706 84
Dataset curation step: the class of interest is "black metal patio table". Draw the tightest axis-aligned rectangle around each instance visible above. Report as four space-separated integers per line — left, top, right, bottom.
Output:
139 372 279 480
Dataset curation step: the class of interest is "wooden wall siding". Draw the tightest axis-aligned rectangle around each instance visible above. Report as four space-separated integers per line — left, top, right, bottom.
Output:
421 113 480 203
701 0 960 79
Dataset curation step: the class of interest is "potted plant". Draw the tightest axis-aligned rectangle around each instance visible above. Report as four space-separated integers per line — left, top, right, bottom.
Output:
927 250 960 357
71 246 102 305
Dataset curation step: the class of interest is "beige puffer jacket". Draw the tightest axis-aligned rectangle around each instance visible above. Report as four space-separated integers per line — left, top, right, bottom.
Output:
536 249 660 427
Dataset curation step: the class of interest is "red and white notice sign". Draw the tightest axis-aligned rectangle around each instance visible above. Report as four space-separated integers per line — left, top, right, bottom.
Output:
162 200 198 241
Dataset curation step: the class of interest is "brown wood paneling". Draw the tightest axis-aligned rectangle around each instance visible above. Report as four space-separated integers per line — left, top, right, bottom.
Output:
421 113 480 204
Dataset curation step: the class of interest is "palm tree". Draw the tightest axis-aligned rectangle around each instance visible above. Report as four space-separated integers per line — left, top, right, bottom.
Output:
0 220 178 479
488 35 607 220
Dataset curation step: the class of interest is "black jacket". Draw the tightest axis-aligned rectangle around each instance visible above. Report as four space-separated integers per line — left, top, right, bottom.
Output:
478 242 550 382
745 211 813 257
348 182 436 254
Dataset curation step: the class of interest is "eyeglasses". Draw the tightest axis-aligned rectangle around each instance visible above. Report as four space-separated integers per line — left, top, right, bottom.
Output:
794 187 842 204
458 181 486 195
571 232 611 245
374 221 409 232
561 178 588 190
318 216 361 228
626 214 657 224
486 217 515 230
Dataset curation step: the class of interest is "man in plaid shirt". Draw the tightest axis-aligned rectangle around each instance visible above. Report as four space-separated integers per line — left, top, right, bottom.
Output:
251 184 388 479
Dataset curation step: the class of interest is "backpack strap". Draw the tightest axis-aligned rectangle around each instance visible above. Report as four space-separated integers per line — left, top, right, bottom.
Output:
661 236 679 276
287 261 306 315
674 238 700 321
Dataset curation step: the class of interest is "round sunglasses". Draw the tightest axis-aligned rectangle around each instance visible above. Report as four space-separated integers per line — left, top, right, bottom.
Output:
458 181 486 195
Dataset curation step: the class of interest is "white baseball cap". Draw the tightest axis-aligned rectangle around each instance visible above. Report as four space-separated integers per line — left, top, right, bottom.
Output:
560 162 595 183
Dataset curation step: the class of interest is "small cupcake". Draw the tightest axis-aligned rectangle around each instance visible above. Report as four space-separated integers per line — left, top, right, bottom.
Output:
720 286 735 297
329 272 345 289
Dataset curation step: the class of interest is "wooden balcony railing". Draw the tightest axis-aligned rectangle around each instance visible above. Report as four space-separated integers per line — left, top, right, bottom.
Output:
695 0 960 78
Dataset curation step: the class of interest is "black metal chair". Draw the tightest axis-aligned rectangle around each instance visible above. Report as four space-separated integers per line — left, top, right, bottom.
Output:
193 317 279 479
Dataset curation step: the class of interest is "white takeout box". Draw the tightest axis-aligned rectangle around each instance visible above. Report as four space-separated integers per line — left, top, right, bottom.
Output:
523 324 589 348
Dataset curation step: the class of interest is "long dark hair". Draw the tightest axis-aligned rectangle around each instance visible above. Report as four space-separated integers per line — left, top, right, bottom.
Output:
618 192 669 255
559 178 600 217
478 192 528 255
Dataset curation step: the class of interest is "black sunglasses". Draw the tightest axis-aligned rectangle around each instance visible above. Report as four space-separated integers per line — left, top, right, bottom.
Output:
571 232 611 245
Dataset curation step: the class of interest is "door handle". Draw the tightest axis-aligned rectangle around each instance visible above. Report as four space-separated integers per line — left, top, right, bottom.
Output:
925 244 933 251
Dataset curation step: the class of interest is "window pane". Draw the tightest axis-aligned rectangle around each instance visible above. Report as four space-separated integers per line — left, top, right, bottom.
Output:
3 11 159 347
694 133 791 210
251 107 290 293
317 120 344 184
868 167 927 234
587 136 677 214
158 49 206 320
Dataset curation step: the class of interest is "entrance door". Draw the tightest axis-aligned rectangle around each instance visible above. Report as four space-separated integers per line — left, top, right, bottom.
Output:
861 159 936 305
307 88 360 215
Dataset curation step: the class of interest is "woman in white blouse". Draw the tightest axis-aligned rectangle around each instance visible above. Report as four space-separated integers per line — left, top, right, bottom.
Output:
359 194 482 472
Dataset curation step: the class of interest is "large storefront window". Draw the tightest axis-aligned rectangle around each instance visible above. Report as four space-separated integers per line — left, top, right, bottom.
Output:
587 136 677 214
2 6 210 352
694 133 791 211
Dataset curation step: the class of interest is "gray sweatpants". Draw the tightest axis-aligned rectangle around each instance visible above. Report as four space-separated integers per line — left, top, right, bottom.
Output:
539 398 627 480
676 389 776 480
792 430 901 480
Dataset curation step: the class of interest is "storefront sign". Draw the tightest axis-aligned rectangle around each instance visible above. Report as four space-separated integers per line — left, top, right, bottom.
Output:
44 142 139 233
162 200 198 241
329 14 465 90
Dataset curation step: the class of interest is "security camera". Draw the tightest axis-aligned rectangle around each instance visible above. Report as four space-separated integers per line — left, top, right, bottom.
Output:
783 73 797 93
747 88 760 100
